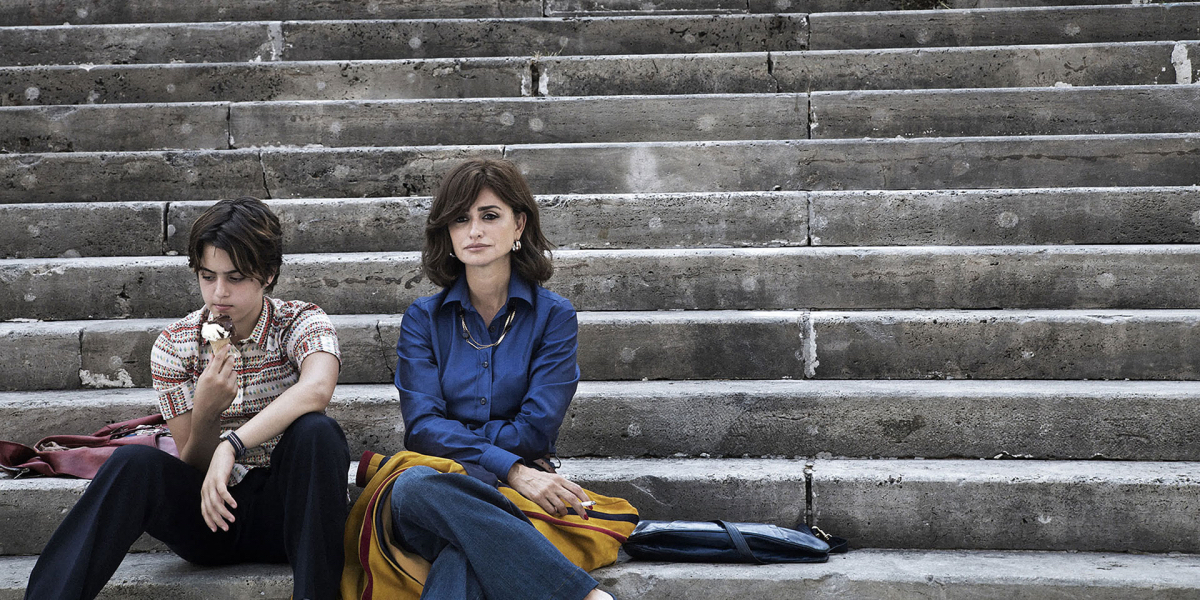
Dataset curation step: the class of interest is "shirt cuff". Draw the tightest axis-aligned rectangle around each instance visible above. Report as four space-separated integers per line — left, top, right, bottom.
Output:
480 446 522 481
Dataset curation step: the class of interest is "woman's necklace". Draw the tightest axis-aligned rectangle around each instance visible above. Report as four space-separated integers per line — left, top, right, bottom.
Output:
460 307 516 350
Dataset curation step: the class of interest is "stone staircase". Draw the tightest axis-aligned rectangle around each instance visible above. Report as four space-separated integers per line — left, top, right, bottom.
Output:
2 0 1200 597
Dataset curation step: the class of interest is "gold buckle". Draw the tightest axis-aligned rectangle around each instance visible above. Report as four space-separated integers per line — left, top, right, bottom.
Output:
811 526 832 542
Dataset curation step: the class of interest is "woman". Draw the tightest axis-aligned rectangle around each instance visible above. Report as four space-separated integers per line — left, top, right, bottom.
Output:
25 197 350 600
393 159 615 600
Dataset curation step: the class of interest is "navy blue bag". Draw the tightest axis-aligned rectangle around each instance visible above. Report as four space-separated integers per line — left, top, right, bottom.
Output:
623 520 848 564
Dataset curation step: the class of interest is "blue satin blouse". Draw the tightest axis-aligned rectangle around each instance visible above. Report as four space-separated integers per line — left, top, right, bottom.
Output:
394 273 581 482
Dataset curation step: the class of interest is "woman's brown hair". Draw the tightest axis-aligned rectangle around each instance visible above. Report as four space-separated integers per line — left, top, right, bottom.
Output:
423 159 553 288
187 196 284 292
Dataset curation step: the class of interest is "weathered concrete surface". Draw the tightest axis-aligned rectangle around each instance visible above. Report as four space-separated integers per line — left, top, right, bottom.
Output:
562 458 807 525
326 315 396 385
809 4 1200 50
546 0 748 16
261 145 503 199
167 197 433 254
507 135 1200 194
80 320 170 389
19 246 1195 319
167 192 809 254
0 150 265 204
756 0 1151 10
812 310 1200 380
559 380 1200 461
382 311 809 381
538 52 776 96
0 0 540 26
284 15 806 61
0 321 81 391
0 202 165 258
0 478 162 556
230 95 805 148
5 550 1200 600
0 103 230 152
773 42 1198 92
596 550 1200 600
0 389 158 445
812 459 1200 552
0 386 403 457
0 22 275 67
811 85 1200 139
0 58 528 106
810 187 1200 246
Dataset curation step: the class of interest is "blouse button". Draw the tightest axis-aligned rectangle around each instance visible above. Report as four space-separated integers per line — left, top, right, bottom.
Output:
479 397 487 405
482 361 489 368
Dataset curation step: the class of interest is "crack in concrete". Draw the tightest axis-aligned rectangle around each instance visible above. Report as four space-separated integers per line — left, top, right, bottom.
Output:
161 201 171 255
802 310 819 378
804 460 815 527
766 52 781 93
257 150 272 199
225 103 234 150
375 319 396 382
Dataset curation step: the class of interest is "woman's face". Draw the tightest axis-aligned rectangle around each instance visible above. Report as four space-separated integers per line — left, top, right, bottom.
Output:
197 244 268 339
448 187 526 272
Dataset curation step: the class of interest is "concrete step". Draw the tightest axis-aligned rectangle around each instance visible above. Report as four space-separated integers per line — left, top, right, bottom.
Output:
4 310 1199 391
10 85 1200 154
538 42 1198 97
0 0 542 27
2 135 1199 204
809 4 1200 50
4 42 1197 106
6 245 1200 321
0 95 808 153
6 187 1196 259
547 0 1167 17
3 458 1196 554
0 15 807 67
6 380 1200 462
5 550 1200 599
811 85 1200 139
0 58 531 106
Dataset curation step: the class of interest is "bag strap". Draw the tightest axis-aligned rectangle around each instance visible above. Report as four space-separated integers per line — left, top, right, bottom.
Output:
811 525 850 554
714 520 766 565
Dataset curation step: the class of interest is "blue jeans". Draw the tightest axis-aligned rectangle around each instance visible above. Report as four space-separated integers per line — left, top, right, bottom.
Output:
389 466 598 600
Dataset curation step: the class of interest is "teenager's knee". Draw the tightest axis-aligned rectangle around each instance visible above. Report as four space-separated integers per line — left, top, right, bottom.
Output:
99 445 173 479
285 412 346 447
389 466 445 516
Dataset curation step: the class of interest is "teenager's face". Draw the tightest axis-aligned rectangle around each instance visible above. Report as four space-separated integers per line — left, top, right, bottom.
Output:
197 245 268 339
448 188 526 272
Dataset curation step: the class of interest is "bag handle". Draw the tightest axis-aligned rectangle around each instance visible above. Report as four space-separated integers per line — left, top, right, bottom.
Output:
714 520 766 565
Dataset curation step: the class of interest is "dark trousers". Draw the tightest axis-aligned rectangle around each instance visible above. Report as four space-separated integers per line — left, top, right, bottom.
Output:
390 466 598 600
24 412 351 600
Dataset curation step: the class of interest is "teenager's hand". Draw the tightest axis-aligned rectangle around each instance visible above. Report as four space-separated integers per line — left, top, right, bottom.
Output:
200 441 238 532
507 463 590 519
194 344 238 421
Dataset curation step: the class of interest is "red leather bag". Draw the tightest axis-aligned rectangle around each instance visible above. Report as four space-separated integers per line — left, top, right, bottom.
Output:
0 414 177 479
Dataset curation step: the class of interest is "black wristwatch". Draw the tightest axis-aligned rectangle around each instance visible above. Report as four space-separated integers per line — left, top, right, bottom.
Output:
218 430 247 460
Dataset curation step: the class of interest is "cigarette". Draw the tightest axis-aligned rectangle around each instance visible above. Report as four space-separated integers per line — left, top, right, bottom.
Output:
580 501 596 508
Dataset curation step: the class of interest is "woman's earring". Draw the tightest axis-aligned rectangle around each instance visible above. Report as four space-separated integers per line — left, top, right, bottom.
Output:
512 240 522 252
449 250 457 259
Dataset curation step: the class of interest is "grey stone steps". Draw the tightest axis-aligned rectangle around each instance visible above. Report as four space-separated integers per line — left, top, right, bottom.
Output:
8 86 1200 154
549 0 1187 17
0 95 808 153
6 187 1197 259
2 458 1198 555
5 245 1200 321
4 310 1199 392
809 4 1200 50
4 550 1200 600
2 134 1199 204
0 0 543 27
0 15 807 67
6 380 1200 462
538 42 1198 97
4 41 1196 107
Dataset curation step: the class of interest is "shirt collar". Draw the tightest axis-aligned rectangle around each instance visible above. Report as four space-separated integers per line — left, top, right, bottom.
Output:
441 272 534 312
244 296 273 348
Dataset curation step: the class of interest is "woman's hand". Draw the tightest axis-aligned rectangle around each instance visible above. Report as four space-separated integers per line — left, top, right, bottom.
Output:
200 441 239 532
507 463 590 519
194 344 238 420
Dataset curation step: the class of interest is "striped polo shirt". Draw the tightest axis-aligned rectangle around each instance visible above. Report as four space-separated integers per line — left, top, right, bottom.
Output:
151 296 341 484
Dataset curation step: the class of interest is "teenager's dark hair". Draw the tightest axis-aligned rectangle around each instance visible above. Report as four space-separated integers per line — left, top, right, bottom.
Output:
423 159 553 288
188 197 283 292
